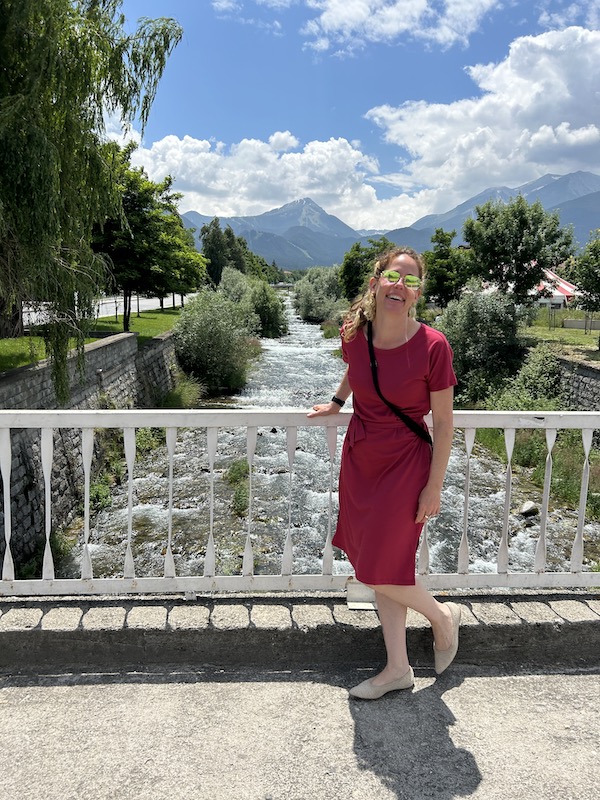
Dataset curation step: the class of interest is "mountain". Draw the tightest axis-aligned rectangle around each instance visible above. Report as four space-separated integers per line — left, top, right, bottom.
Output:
548 189 600 246
410 186 515 234
182 171 600 269
409 171 600 242
182 198 362 269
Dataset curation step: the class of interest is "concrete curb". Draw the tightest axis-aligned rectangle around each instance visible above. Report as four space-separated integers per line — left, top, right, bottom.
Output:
1 591 599 672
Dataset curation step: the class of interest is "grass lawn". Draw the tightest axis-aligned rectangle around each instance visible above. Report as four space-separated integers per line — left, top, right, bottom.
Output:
0 307 182 373
524 308 600 362
92 307 182 346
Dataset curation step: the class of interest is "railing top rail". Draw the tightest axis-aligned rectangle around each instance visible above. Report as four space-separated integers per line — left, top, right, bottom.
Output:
0 408 598 429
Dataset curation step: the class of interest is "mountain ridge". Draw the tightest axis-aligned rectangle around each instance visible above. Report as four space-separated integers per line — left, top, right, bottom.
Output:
181 171 600 269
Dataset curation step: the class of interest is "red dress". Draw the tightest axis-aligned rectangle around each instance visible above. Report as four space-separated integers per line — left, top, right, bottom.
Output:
332 323 457 585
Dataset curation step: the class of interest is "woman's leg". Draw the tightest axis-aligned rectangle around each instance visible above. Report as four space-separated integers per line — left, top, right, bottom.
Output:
370 591 411 685
368 580 454 653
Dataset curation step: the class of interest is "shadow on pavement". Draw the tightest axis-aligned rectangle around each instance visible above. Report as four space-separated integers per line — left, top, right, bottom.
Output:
349 671 481 799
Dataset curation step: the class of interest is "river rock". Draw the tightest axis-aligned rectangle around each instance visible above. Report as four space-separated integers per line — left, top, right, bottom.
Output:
520 501 539 517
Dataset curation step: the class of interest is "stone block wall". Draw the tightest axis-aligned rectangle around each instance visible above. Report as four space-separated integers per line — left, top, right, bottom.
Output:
558 358 600 412
0 333 177 568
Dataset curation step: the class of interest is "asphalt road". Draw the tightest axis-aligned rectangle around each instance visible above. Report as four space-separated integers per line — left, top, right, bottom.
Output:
0 664 598 800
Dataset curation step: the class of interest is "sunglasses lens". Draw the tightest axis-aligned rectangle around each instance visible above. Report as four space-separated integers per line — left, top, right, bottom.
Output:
382 270 400 282
404 275 421 288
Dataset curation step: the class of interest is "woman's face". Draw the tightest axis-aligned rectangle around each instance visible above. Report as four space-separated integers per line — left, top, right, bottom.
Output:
370 254 422 315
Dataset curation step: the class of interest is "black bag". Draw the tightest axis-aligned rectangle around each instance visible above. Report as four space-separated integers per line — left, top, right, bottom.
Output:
367 321 433 448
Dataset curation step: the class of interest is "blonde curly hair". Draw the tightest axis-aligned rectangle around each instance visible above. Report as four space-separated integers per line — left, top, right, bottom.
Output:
342 246 426 342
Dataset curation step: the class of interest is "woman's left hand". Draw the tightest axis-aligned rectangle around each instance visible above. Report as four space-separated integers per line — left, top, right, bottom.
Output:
415 484 441 524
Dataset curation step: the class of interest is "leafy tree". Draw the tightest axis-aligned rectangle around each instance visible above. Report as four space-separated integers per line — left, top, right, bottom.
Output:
223 225 247 273
197 218 285 285
246 280 288 338
219 266 287 338
219 266 251 305
437 286 526 405
200 218 229 285
0 0 182 400
93 144 206 331
294 266 346 324
463 196 576 306
574 230 600 313
422 229 475 308
339 237 395 301
173 290 256 394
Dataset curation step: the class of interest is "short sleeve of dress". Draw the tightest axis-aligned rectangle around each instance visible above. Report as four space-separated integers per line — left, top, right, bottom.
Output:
427 331 457 392
340 326 349 364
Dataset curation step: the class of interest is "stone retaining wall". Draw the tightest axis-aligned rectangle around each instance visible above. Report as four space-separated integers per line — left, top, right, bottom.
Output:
558 357 600 413
0 333 177 567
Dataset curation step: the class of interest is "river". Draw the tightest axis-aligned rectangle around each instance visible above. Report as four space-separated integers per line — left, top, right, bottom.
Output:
78 293 599 579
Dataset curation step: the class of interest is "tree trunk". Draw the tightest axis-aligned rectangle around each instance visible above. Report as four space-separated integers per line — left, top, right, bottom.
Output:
0 298 24 338
123 290 132 332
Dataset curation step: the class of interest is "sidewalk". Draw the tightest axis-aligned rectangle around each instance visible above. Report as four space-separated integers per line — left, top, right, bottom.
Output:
1 590 599 800
1 589 599 671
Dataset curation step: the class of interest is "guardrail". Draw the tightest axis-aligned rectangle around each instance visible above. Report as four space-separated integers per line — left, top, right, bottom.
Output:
0 409 598 596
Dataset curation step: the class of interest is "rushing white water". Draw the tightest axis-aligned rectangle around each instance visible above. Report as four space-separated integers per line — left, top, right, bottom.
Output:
80 293 598 578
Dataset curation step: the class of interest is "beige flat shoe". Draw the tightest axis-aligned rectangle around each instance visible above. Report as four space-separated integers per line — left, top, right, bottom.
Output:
349 667 414 700
434 602 462 675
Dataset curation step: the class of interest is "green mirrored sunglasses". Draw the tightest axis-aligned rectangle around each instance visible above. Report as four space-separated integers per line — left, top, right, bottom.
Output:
380 270 422 289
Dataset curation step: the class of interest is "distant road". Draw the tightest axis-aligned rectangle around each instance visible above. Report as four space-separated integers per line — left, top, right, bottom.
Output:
23 293 198 326
94 293 197 320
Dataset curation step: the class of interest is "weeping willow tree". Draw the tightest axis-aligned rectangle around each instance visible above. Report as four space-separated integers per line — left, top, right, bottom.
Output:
0 0 182 401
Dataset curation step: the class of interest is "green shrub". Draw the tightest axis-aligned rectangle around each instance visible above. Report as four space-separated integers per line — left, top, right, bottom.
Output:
437 287 526 405
293 266 346 324
135 427 165 453
225 458 250 517
15 529 76 579
321 321 340 339
225 459 249 484
219 266 288 338
247 280 288 338
160 372 204 408
173 290 256 394
486 343 564 412
232 483 249 517
89 478 113 513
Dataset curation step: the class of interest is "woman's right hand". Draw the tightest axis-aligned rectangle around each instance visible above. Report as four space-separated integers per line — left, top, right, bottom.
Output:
306 401 342 418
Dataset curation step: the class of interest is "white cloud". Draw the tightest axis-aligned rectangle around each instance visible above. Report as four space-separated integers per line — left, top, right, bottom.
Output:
365 26 600 211
238 0 505 52
130 132 419 229
257 0 296 7
538 0 600 29
212 1 242 12
268 131 300 151
125 26 600 231
216 1 600 51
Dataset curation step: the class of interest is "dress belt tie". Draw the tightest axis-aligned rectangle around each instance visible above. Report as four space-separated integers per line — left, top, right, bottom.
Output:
346 415 366 448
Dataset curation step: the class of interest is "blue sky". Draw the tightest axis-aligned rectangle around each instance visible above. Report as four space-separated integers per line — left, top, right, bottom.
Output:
115 1 600 231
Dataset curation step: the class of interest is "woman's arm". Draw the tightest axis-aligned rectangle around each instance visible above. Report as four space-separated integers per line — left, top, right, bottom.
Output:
415 386 454 523
306 366 351 417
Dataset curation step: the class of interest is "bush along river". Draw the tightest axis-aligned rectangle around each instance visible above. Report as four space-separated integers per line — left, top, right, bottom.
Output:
72 294 599 580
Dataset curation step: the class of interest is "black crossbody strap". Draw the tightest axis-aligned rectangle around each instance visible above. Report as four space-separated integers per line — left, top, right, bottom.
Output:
367 321 433 448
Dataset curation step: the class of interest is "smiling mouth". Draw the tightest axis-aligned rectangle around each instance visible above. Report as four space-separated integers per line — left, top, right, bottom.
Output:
387 295 404 302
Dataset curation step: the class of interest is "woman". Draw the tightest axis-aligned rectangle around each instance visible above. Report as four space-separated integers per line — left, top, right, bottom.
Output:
308 246 460 700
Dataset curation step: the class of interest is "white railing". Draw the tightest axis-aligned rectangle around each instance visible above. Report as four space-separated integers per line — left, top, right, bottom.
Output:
0 409 598 597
